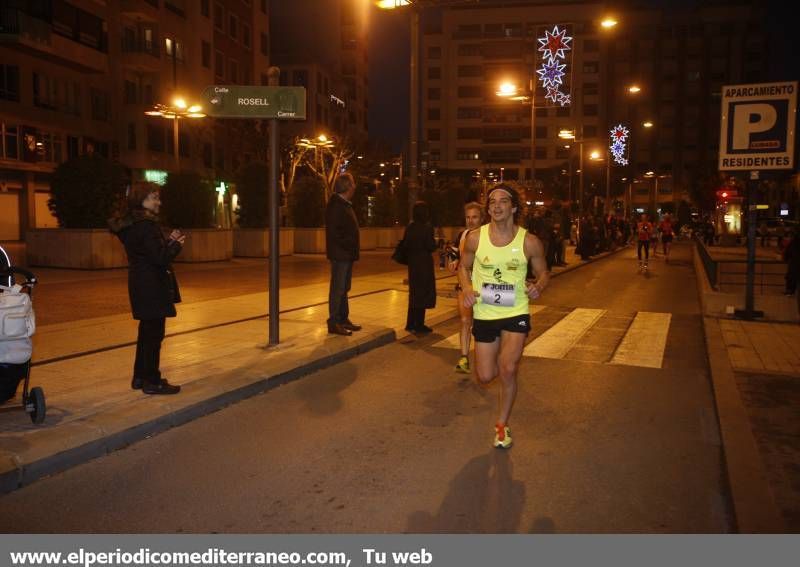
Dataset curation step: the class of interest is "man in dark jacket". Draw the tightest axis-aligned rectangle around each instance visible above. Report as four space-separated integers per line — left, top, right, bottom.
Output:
325 173 361 336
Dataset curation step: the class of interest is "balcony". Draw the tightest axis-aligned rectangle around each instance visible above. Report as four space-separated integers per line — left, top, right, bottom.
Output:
0 9 108 74
120 0 160 21
120 38 160 72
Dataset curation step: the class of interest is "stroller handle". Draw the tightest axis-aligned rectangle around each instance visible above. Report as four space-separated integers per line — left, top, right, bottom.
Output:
0 267 37 286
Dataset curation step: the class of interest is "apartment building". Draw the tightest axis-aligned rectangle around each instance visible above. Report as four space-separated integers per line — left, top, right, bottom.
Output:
419 0 769 208
270 0 369 145
0 0 271 240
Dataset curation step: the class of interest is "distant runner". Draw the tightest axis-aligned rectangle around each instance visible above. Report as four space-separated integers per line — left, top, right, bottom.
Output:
659 214 674 263
636 213 653 271
447 202 484 374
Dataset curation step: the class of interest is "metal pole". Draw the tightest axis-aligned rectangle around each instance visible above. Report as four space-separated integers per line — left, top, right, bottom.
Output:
173 118 180 171
605 154 611 213
567 146 572 203
530 77 536 188
268 66 281 345
578 141 584 211
408 9 420 216
736 171 764 320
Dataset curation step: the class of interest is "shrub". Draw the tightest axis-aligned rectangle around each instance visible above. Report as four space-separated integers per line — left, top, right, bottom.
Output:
235 161 270 228
161 171 216 228
288 175 325 227
49 155 127 228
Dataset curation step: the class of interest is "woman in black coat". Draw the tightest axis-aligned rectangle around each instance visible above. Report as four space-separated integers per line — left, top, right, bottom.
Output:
109 182 185 395
404 201 438 334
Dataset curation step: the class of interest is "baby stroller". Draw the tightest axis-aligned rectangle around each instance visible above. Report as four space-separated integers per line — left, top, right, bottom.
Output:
0 245 44 424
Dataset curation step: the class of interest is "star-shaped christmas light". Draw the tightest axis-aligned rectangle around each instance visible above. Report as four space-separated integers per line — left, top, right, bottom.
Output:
610 124 630 142
556 92 571 106
544 86 561 104
538 25 572 62
609 124 630 166
536 59 566 88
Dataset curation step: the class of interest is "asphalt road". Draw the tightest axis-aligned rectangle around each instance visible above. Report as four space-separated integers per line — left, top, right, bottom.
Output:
0 242 734 532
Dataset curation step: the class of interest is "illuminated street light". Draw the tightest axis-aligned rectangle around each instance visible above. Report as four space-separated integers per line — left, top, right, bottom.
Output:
642 121 654 128
374 0 410 8
145 96 205 170
628 85 641 94
601 18 618 29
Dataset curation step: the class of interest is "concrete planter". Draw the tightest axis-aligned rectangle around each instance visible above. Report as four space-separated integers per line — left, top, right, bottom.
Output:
292 227 381 254
375 226 403 248
293 228 326 254
360 228 378 251
174 229 233 262
25 228 127 269
233 228 295 257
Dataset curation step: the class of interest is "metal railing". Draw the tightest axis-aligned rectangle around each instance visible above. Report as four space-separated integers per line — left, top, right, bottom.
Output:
694 236 786 294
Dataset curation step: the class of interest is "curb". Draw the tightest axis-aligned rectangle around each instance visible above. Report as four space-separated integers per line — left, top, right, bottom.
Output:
0 329 396 495
701 316 785 532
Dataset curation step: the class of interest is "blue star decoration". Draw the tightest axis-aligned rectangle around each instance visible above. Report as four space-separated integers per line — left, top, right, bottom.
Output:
536 59 567 88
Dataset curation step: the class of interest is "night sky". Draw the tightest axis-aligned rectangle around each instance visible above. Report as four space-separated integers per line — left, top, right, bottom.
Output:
367 0 799 154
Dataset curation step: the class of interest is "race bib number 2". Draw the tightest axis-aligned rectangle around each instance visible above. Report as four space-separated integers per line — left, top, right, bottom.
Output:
481 283 515 307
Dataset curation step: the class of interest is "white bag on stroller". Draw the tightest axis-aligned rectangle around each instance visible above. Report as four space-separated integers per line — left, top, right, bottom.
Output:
0 284 35 364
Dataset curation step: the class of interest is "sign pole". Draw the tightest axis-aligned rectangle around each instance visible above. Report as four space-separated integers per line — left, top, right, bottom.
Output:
268 67 281 345
735 170 764 320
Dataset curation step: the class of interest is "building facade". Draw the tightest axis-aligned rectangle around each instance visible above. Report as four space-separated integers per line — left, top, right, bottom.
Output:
419 0 769 211
0 0 271 241
270 0 369 145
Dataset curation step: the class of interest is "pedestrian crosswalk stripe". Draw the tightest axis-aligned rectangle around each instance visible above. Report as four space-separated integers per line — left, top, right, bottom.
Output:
610 311 672 369
432 305 547 349
522 308 606 359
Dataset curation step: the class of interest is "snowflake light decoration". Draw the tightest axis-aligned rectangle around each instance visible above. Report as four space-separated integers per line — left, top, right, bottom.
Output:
609 124 630 166
537 25 572 107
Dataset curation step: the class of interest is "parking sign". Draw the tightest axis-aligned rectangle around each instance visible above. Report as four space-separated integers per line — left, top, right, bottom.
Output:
718 81 797 171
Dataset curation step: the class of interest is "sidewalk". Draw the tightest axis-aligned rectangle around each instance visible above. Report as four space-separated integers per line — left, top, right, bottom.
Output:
703 316 800 532
0 245 625 494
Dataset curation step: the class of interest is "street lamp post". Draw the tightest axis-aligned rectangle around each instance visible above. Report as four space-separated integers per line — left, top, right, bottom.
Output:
496 81 535 188
559 128 586 210
145 97 205 171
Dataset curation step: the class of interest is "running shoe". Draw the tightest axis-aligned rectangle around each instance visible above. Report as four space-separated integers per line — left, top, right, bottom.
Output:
493 423 513 449
455 356 470 373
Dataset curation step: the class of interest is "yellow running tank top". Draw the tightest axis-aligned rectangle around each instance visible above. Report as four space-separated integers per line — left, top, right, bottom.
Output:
471 224 529 320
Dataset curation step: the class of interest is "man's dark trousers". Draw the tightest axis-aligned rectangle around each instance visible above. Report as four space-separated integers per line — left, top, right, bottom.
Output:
328 260 353 327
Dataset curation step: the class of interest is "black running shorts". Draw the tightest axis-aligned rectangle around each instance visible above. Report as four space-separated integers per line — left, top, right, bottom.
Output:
472 314 531 343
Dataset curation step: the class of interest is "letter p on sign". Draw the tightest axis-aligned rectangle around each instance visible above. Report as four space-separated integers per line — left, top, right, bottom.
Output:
732 103 777 150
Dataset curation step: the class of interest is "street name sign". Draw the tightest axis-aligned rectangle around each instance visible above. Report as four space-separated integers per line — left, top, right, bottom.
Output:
201 86 306 119
718 81 797 171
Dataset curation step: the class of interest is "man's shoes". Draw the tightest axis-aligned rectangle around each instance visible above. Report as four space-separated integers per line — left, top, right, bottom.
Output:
416 325 433 335
131 377 144 390
142 379 181 395
493 423 513 449
455 356 470 373
341 320 362 332
328 324 353 336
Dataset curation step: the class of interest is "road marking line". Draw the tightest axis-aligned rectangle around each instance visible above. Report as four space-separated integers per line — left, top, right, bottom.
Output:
433 305 547 349
523 308 606 359
610 311 672 369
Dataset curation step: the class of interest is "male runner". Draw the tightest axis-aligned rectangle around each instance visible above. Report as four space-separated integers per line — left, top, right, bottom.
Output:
636 213 653 271
458 185 550 449
447 202 484 373
659 214 674 263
